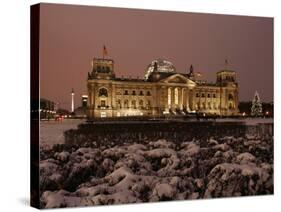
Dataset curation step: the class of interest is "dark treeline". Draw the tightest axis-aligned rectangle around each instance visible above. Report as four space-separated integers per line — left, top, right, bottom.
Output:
63 121 273 148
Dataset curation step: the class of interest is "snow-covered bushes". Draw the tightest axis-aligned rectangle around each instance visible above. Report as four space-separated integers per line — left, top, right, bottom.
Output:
40 134 273 208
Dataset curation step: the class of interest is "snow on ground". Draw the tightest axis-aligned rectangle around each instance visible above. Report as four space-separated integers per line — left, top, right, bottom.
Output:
39 133 273 208
40 119 84 149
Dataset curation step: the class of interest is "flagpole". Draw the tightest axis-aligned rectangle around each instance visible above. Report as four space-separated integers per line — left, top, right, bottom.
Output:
102 46 104 59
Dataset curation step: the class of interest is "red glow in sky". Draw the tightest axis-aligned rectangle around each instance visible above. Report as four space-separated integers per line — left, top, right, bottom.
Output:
39 3 273 110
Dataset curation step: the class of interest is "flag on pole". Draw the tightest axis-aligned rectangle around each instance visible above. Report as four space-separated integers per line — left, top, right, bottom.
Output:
103 45 108 58
225 59 229 70
225 59 228 65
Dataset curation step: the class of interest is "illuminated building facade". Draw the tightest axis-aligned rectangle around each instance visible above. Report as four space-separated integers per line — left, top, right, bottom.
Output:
87 58 239 118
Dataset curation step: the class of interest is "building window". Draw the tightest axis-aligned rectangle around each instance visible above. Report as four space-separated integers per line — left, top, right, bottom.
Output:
196 93 199 97
124 90 129 95
100 111 106 118
146 91 151 96
174 88 179 105
207 93 211 98
228 93 234 100
213 102 217 109
101 100 106 107
99 88 108 97
132 90 136 95
201 93 205 98
146 100 151 109
117 99 121 109
139 100 144 109
101 66 106 73
213 93 216 98
168 88 171 106
124 100 129 108
139 91 144 96
229 102 233 109
132 100 136 109
202 102 206 109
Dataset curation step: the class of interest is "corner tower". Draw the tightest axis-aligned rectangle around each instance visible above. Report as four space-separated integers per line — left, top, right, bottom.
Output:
88 58 115 80
216 60 239 116
87 57 116 119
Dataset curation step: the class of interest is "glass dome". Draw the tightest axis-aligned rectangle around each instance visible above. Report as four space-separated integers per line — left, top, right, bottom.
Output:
144 59 176 80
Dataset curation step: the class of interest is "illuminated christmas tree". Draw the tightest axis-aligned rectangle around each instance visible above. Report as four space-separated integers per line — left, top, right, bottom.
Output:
251 91 262 117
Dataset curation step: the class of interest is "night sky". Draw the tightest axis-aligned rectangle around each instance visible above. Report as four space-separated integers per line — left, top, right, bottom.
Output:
39 3 273 111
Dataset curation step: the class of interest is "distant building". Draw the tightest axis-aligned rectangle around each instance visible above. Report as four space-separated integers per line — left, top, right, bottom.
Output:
82 95 88 108
72 95 88 118
87 57 239 118
39 98 56 119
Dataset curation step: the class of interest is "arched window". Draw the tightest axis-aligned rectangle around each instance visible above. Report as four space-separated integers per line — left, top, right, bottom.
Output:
174 88 179 105
132 90 136 95
139 100 144 109
146 100 151 109
132 100 136 109
228 93 234 100
139 91 143 96
124 90 129 95
117 99 121 108
124 100 129 109
99 88 108 97
101 66 105 73
146 91 151 96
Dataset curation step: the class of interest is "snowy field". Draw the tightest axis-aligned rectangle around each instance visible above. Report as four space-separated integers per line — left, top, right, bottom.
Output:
40 119 85 149
216 118 273 125
39 119 273 208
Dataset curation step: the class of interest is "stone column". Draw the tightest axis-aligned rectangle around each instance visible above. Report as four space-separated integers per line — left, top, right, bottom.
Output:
185 88 189 111
177 87 181 109
152 86 157 115
171 87 174 109
167 87 171 109
180 88 184 110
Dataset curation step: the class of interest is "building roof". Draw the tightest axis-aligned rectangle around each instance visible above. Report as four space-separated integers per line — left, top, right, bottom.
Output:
144 58 176 80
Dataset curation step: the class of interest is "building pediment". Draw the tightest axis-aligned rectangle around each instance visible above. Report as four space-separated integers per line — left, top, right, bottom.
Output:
160 74 187 83
161 73 196 85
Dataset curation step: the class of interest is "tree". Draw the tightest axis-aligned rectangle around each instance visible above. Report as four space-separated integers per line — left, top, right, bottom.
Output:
251 91 262 117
